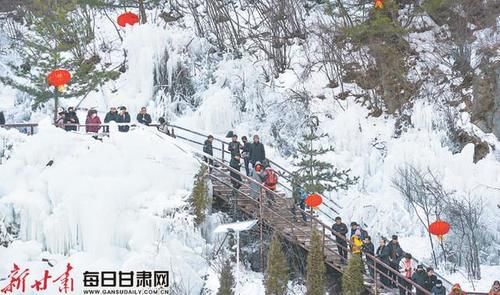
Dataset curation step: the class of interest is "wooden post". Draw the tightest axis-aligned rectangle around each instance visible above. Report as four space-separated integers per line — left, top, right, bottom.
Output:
259 188 264 272
53 91 59 124
322 226 325 256
222 142 225 163
310 207 314 233
374 258 378 294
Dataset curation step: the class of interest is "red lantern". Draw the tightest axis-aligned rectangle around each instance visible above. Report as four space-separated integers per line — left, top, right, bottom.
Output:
117 12 140 27
305 193 323 208
374 0 384 9
428 220 450 242
47 69 71 92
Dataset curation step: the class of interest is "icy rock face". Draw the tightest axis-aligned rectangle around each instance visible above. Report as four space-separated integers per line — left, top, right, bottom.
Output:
0 123 209 292
493 66 500 138
472 63 500 138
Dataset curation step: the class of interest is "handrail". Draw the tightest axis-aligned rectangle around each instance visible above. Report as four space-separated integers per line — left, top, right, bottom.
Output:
168 124 342 216
0 121 466 294
199 152 430 295
198 155 348 274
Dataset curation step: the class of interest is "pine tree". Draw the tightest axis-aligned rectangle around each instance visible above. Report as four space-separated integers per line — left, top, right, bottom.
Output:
217 260 235 295
293 126 358 194
341 255 365 295
306 230 325 295
265 234 289 295
1 1 122 115
190 165 208 225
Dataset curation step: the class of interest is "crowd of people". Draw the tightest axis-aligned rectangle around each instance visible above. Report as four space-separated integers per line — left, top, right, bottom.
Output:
203 132 280 205
330 218 500 295
201 135 498 295
53 106 174 136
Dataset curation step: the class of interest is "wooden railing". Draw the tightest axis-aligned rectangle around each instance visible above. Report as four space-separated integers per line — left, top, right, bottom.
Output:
199 152 432 295
1 121 481 294
168 124 342 217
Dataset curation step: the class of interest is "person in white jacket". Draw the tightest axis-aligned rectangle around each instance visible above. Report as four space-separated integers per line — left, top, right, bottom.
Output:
398 253 415 295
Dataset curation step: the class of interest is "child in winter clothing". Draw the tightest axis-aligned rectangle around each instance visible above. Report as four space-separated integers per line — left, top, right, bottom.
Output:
351 229 364 254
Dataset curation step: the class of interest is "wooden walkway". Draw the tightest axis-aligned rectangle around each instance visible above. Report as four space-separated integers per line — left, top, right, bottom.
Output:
3 122 446 294
209 166 393 294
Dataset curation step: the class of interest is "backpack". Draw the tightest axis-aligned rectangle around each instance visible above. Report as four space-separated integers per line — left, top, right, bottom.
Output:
264 168 278 188
293 186 307 202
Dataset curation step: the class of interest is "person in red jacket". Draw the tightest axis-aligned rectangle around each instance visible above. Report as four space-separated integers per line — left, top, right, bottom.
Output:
85 110 101 133
489 281 500 295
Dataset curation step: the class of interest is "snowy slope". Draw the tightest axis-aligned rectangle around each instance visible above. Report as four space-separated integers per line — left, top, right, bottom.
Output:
0 3 499 293
0 122 209 293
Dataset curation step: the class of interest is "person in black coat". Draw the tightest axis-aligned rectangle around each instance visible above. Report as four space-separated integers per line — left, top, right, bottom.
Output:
117 106 131 132
412 265 427 295
424 267 438 291
104 107 119 133
363 236 375 278
228 134 241 158
331 217 349 261
136 107 152 125
0 111 5 125
431 280 446 295
387 235 404 286
64 107 79 131
241 136 251 176
249 135 266 166
229 154 242 189
387 235 404 267
203 135 214 171
376 237 392 287
104 107 119 123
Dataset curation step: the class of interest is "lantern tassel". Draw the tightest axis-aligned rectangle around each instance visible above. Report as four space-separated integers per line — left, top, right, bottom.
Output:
56 85 66 93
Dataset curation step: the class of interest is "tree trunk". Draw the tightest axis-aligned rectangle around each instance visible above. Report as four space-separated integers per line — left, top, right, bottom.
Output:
54 92 59 124
138 0 147 24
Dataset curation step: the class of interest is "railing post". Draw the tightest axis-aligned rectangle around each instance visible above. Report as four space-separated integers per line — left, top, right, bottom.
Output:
310 207 314 233
221 142 225 163
259 187 264 271
322 226 325 256
374 258 378 295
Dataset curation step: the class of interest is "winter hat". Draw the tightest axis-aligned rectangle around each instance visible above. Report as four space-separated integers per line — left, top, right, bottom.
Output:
392 235 398 240
416 264 424 270
435 280 442 287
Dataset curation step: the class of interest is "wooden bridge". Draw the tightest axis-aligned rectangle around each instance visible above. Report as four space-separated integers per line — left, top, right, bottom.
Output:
1 122 486 295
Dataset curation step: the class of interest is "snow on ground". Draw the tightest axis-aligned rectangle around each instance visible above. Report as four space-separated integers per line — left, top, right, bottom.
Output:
0 120 209 293
204 262 266 295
